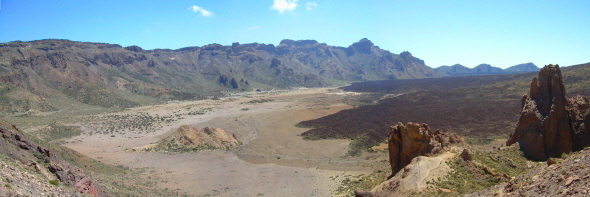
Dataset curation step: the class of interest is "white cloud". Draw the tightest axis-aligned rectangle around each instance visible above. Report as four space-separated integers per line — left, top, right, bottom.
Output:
306 2 317 11
189 5 213 17
270 0 298 14
248 26 260 31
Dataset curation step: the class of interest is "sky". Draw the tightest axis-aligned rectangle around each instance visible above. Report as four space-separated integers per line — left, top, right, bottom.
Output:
1 0 589 68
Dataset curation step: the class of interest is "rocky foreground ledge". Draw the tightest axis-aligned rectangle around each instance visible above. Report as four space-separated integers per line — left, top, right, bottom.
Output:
0 121 104 196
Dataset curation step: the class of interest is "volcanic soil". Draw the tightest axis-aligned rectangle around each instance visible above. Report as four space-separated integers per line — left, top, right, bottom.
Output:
61 88 373 196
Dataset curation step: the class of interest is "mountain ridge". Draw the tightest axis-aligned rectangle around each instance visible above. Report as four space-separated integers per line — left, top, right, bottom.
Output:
435 62 539 76
0 38 440 113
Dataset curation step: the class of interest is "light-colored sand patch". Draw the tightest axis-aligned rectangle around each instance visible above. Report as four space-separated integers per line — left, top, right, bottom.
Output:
372 143 389 151
327 91 364 96
63 87 372 196
90 150 363 197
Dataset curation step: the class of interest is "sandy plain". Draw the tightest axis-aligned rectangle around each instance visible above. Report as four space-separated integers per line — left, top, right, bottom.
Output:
62 88 374 196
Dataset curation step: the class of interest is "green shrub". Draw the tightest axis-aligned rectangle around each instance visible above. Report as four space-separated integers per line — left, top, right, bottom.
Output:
49 179 59 186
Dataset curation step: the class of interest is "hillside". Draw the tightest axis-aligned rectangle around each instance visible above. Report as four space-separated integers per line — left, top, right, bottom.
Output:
504 62 539 72
435 62 539 76
0 38 439 114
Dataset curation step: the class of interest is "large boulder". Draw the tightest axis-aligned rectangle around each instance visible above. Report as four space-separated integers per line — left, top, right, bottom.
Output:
507 64 577 160
388 122 463 175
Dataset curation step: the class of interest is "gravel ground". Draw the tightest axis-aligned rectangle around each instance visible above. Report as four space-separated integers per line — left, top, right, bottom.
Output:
468 147 590 196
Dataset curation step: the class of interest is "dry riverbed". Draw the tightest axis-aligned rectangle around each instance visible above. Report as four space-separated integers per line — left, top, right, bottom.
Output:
61 88 374 196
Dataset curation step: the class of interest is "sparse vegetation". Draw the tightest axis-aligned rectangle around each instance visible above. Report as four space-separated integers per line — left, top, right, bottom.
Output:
48 179 59 186
79 111 187 135
246 99 274 104
345 134 376 157
61 83 139 108
36 123 83 142
422 145 531 196
143 143 221 153
334 158 390 196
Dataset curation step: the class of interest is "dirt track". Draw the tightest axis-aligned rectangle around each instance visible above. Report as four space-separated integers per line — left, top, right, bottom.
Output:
63 88 373 196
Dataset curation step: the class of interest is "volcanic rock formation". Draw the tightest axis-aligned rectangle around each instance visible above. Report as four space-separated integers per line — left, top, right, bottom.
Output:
154 125 239 151
0 121 101 196
507 64 590 160
388 122 463 175
354 122 464 197
567 95 590 151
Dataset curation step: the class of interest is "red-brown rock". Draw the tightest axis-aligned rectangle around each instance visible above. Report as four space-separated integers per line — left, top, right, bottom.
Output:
1 121 102 196
48 160 99 196
507 64 573 160
567 95 590 151
388 122 463 175
460 148 472 161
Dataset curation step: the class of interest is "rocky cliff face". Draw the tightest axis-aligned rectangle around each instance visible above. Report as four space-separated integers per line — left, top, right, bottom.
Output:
567 95 590 151
388 122 463 174
0 38 439 113
507 64 590 160
0 120 103 196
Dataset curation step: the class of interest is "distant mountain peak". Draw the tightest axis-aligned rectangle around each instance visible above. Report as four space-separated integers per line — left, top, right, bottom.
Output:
349 38 376 54
504 62 539 72
353 38 374 47
124 45 144 52
400 51 413 57
358 38 373 44
435 62 539 77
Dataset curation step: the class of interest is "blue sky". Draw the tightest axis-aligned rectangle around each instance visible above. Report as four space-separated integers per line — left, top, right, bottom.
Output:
1 0 589 68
